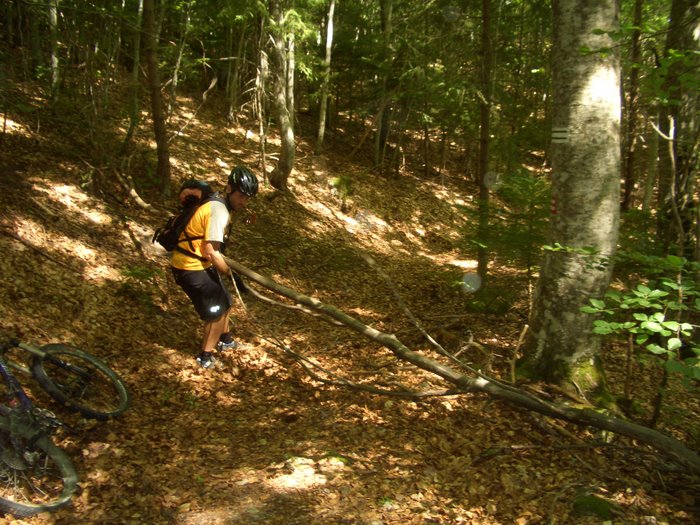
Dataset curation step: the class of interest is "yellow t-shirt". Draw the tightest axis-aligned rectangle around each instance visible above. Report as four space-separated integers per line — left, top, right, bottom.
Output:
171 200 230 271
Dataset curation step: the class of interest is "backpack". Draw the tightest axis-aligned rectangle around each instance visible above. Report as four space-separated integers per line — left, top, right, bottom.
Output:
152 179 227 261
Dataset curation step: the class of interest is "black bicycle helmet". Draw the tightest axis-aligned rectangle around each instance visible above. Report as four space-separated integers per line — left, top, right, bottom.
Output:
228 166 259 197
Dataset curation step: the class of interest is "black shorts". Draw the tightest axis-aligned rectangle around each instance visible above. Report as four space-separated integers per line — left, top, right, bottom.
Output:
172 267 232 321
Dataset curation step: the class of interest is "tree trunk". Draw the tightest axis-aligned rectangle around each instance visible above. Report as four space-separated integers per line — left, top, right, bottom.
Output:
374 0 393 169
268 0 295 192
315 0 336 154
655 0 700 257
286 34 295 131
27 0 42 75
143 0 171 196
476 0 493 284
254 15 268 178
168 0 192 118
520 0 621 400
122 0 144 156
227 23 247 123
621 0 643 212
49 0 60 103
3 1 14 48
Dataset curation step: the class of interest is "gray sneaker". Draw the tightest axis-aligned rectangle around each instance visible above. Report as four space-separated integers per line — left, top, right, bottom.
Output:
216 340 238 352
196 351 217 369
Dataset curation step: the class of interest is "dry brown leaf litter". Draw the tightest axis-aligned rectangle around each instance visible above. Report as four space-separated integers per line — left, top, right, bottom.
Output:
0 87 698 524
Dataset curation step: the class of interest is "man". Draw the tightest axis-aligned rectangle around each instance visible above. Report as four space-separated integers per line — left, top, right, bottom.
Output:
171 165 259 368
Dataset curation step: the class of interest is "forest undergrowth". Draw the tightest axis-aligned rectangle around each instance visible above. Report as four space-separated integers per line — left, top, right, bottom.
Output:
0 82 698 525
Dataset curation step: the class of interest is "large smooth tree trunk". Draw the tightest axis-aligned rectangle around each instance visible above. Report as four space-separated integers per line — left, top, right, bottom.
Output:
143 0 171 196
520 0 621 399
268 0 295 193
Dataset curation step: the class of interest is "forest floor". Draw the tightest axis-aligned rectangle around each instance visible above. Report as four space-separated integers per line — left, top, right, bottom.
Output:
0 82 699 525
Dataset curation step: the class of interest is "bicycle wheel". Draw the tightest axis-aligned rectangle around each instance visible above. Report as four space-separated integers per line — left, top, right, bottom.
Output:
0 417 78 517
32 345 130 421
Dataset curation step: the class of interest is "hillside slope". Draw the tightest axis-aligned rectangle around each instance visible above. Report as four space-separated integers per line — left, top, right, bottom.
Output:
0 86 697 524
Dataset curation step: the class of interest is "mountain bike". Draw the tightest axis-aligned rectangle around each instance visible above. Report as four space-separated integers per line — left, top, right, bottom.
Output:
0 338 130 517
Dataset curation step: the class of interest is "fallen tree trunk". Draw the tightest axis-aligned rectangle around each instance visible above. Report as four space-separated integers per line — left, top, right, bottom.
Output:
225 257 700 475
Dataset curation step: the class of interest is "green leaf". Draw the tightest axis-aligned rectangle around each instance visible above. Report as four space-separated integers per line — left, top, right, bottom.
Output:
636 284 652 295
590 298 606 309
665 359 686 373
635 334 649 344
593 323 614 335
581 306 601 314
666 255 686 268
646 343 667 355
661 321 680 331
604 290 622 301
641 321 663 333
648 289 669 299
667 338 682 351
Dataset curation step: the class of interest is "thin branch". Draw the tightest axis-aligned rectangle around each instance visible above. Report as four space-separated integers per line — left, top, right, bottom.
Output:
230 277 449 398
361 252 510 386
168 76 218 144
244 284 344 325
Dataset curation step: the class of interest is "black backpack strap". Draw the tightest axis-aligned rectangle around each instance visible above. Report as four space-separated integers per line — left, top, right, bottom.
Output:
176 195 230 262
174 245 209 262
180 231 204 252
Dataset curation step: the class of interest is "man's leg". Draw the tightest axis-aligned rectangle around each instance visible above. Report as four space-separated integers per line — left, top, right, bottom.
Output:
201 308 231 353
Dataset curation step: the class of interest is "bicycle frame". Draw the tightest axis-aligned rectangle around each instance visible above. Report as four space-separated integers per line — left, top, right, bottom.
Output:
0 340 48 378
0 337 127 517
0 353 33 416
0 339 93 384
0 342 65 441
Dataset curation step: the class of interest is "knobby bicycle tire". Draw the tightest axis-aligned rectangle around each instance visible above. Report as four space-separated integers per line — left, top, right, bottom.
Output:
0 417 78 517
32 345 130 421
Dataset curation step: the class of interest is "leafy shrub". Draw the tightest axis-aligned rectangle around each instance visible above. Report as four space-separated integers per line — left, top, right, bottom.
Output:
582 253 700 382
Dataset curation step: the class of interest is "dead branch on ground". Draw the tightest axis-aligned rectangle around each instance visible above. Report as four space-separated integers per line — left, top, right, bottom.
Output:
225 256 700 475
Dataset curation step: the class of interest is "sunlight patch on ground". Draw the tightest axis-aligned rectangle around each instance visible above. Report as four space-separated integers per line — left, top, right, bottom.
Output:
450 259 478 269
170 155 190 172
214 157 230 170
37 182 114 226
227 147 246 157
303 200 347 235
354 209 389 232
1 117 31 137
13 216 120 282
433 185 476 211
265 457 328 491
